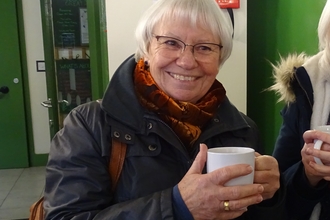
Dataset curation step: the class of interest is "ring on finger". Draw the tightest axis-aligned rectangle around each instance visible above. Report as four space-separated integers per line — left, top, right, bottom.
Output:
224 200 230 211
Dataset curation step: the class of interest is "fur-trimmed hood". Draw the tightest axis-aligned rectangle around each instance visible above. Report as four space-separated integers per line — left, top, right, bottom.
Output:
268 53 310 104
269 50 330 128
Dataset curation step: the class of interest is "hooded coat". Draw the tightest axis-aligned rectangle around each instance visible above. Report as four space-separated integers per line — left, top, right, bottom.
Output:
44 55 285 220
270 52 330 219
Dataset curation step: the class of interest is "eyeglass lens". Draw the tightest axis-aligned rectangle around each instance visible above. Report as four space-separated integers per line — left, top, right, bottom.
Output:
155 35 221 62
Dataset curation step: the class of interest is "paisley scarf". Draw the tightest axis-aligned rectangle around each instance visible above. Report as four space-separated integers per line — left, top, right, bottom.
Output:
134 59 226 150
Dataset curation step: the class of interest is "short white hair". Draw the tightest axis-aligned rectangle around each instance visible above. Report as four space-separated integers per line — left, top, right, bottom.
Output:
318 0 330 68
134 0 233 67
318 0 330 50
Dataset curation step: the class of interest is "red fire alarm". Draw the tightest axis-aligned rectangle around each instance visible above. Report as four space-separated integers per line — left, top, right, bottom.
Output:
216 0 240 9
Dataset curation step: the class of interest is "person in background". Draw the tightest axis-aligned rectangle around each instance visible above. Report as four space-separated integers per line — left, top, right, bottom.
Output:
269 0 330 219
44 0 285 219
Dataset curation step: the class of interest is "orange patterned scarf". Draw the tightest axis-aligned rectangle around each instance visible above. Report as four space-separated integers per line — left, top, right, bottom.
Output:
134 59 226 150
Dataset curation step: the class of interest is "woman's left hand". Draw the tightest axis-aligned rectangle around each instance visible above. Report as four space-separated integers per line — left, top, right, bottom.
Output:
254 153 280 200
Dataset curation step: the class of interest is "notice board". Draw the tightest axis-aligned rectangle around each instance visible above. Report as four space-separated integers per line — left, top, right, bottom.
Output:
52 0 88 47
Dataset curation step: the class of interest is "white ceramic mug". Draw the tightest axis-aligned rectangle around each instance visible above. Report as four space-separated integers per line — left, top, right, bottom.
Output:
314 125 330 165
207 147 255 186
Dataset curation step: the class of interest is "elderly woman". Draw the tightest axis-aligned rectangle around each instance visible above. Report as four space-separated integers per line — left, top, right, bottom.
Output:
44 0 285 219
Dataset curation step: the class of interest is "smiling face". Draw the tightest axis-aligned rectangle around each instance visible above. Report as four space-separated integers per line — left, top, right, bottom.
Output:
144 20 221 103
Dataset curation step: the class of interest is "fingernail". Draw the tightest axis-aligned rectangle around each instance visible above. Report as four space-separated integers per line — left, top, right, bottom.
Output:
258 185 264 193
309 161 315 167
240 207 248 212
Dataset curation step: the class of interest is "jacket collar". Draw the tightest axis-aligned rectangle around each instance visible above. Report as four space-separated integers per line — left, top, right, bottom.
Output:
101 55 147 132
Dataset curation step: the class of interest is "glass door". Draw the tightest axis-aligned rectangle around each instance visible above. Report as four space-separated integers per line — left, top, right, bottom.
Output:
40 0 108 136
51 0 92 128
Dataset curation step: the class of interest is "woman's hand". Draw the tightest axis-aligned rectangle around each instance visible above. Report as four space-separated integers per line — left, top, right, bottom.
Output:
301 130 330 186
254 153 280 200
178 144 264 220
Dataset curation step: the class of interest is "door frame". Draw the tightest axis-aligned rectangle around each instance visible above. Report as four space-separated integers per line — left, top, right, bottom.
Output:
87 0 110 95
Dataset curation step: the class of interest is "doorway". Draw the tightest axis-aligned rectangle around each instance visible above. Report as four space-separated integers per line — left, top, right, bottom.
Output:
0 0 108 168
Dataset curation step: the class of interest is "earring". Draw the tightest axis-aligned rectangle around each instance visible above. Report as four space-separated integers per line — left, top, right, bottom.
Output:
144 60 149 66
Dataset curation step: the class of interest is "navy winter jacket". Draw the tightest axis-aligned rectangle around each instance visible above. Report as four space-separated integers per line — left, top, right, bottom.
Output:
272 64 330 219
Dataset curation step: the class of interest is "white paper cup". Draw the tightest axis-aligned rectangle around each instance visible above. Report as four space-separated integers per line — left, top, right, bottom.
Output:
314 125 330 165
207 147 255 186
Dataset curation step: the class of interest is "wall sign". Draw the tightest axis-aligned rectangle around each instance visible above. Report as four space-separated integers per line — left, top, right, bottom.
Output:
216 0 240 9
36 60 46 72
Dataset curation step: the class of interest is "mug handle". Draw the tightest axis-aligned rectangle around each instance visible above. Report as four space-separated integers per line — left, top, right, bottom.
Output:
314 139 324 165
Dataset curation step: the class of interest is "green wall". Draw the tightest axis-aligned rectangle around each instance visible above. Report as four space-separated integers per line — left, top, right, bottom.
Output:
247 1 324 154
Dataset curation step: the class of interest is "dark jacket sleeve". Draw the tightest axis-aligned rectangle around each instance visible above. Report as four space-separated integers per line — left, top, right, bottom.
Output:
232 113 287 220
44 103 175 220
272 74 329 219
236 175 287 220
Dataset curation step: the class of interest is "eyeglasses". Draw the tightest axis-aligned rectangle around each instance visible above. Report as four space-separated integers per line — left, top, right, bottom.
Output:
153 35 223 63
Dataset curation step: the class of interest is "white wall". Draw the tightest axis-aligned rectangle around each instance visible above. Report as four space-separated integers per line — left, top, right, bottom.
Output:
105 1 153 79
217 1 247 113
106 0 247 113
22 0 50 154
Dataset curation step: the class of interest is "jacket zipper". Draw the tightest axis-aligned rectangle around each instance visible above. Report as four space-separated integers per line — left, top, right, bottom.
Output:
295 71 313 108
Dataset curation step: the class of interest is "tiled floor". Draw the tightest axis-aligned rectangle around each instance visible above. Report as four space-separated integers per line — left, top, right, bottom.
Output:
0 166 45 220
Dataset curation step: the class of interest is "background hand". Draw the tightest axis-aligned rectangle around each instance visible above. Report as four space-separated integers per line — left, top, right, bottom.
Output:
254 153 280 200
